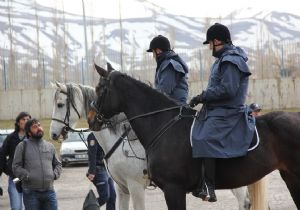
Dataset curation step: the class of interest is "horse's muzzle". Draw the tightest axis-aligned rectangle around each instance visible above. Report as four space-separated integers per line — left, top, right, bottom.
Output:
87 110 103 131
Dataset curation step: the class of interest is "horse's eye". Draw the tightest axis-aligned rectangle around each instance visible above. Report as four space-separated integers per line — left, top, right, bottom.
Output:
57 103 64 108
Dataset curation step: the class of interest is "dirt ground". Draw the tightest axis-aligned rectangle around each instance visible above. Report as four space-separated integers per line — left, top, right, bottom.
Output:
0 166 296 210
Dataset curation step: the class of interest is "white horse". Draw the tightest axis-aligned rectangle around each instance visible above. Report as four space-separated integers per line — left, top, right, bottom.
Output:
49 82 251 210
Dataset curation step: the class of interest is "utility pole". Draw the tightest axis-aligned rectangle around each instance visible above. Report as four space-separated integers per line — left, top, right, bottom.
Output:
82 0 89 84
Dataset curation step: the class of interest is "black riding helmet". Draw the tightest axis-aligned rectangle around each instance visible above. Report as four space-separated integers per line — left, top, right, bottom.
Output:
146 35 171 52
203 23 232 45
249 103 262 112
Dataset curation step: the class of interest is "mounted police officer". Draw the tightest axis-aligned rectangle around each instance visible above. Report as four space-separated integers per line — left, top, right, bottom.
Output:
189 23 255 202
86 133 116 210
147 35 189 105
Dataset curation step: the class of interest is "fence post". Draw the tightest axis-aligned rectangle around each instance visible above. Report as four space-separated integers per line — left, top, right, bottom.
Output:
81 57 85 84
3 57 7 91
43 56 46 88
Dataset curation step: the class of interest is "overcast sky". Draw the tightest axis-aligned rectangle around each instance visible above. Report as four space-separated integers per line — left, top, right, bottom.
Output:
36 0 300 19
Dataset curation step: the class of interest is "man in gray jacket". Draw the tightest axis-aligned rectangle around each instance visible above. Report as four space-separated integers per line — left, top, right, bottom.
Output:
13 119 62 210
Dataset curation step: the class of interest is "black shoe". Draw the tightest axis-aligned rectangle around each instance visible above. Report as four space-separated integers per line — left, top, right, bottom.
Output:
192 189 209 201
206 183 217 202
192 182 209 201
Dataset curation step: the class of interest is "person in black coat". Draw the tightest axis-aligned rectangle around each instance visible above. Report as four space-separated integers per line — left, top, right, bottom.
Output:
86 133 116 210
0 112 31 210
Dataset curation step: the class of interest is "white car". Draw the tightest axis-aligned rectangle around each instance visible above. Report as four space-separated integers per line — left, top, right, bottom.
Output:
0 129 14 148
60 130 90 167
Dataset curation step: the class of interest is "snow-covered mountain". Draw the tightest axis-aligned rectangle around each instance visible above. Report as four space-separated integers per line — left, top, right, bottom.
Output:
1 0 300 69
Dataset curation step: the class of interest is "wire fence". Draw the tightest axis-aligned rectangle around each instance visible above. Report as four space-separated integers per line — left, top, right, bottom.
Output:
1 40 299 91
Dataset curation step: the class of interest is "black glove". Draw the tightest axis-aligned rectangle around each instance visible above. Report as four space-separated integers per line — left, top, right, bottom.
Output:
189 94 204 108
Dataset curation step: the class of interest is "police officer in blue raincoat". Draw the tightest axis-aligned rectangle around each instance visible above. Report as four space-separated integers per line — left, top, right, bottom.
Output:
86 133 116 210
189 23 255 202
147 35 189 105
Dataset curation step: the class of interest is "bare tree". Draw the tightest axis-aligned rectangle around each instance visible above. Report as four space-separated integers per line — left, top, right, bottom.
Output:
34 0 42 88
61 1 69 83
52 2 62 82
118 0 124 71
7 0 16 89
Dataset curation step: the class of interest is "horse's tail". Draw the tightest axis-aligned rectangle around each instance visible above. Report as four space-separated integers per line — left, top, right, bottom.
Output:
248 176 269 210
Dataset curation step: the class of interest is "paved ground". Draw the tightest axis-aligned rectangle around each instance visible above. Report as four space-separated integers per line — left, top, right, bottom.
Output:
0 165 297 210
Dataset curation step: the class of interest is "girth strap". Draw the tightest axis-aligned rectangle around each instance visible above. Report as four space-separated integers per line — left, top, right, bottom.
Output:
104 126 132 161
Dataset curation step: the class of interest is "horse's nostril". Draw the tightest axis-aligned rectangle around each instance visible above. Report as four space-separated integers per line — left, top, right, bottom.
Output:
52 133 57 139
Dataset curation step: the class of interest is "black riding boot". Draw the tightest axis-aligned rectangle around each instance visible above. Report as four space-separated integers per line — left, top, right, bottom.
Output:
192 158 217 202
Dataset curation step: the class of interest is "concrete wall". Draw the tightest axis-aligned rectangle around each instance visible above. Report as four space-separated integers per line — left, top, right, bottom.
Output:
1 78 300 120
0 88 54 120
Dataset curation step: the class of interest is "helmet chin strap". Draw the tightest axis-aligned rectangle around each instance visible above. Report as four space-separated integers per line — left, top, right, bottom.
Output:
212 42 225 56
154 50 162 62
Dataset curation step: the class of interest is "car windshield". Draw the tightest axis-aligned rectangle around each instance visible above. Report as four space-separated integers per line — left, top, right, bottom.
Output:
65 132 90 142
0 134 7 143
0 133 9 146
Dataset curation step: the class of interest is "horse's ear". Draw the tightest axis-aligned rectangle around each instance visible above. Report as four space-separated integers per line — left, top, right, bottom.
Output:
55 81 67 93
50 81 56 88
107 62 115 73
94 62 108 77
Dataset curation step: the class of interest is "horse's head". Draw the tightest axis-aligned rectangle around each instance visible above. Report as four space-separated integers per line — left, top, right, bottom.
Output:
50 82 84 140
88 62 121 131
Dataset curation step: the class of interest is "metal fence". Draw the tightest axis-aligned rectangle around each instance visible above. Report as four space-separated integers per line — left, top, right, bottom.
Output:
1 41 299 91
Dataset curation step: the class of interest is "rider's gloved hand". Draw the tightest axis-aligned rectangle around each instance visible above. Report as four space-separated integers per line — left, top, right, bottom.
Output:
189 94 204 108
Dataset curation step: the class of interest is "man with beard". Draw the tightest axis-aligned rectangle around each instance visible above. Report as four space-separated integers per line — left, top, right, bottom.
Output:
147 35 189 105
12 119 62 210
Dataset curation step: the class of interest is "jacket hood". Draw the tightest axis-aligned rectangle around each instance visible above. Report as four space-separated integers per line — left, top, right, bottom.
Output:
221 44 248 62
157 51 189 74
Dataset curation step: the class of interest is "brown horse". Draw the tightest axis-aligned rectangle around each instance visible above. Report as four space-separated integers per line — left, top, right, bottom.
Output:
88 64 300 210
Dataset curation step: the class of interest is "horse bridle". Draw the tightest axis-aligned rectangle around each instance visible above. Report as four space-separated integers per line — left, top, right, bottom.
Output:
52 86 89 133
90 76 113 125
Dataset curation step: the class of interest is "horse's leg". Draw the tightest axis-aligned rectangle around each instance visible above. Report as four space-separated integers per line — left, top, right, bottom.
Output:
115 185 130 210
127 180 146 210
231 187 251 210
163 184 186 210
248 177 269 210
279 170 300 208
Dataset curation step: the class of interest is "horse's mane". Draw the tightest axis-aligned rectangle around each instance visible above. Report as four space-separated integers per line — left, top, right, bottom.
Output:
55 83 96 117
55 82 121 134
77 84 96 116
110 71 177 107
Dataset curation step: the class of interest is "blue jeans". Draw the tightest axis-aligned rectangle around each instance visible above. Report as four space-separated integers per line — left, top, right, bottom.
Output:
22 188 57 210
93 168 116 210
8 177 23 210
